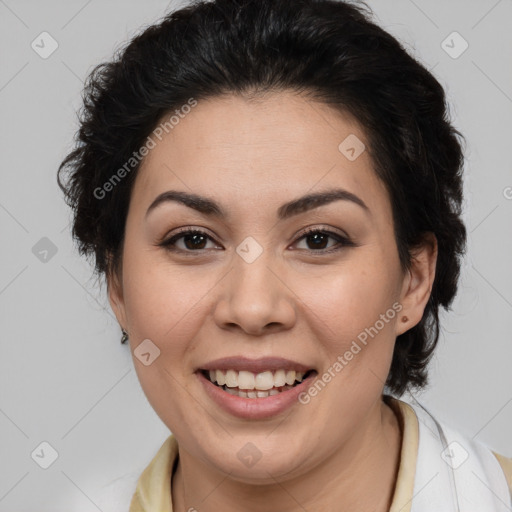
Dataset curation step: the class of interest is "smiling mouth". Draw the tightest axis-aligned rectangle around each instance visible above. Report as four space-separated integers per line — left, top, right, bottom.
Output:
200 368 317 398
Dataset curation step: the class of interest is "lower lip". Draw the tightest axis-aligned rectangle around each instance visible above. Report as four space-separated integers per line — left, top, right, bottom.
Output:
197 371 317 420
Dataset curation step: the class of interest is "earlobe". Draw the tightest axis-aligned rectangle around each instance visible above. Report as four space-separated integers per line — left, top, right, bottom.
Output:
396 233 438 336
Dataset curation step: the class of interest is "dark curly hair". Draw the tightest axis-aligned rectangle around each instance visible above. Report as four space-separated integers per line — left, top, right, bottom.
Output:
57 0 467 396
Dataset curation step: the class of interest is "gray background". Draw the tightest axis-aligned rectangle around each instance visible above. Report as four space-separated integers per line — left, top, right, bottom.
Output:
1 0 511 510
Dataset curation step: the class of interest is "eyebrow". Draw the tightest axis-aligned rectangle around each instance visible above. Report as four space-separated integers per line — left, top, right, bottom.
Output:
145 188 370 220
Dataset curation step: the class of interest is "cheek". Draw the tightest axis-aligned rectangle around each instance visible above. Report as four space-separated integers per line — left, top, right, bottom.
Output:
121 249 214 420
296 257 400 374
302 258 399 326
122 245 216 343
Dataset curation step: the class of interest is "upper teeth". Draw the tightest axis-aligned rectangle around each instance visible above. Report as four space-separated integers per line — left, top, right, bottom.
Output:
208 369 306 390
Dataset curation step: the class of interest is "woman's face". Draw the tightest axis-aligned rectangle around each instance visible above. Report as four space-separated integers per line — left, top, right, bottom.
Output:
109 91 432 481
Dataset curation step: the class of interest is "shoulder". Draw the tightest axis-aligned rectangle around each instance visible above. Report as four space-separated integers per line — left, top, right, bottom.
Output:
97 471 141 512
493 451 512 499
97 434 179 512
388 395 512 507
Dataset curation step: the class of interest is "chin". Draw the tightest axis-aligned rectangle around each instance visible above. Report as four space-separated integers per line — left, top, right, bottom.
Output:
198 433 312 482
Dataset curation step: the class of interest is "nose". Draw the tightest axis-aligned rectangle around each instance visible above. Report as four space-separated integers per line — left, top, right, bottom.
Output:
213 247 297 336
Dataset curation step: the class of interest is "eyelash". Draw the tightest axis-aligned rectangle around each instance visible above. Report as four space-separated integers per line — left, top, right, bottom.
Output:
157 226 356 255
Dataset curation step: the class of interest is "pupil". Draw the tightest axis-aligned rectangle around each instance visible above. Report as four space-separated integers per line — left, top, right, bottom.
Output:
185 234 206 250
308 233 327 249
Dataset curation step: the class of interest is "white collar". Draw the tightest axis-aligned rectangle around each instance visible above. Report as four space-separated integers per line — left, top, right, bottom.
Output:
403 398 511 511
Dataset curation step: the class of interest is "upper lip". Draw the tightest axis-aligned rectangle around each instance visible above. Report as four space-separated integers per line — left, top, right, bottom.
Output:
197 356 315 374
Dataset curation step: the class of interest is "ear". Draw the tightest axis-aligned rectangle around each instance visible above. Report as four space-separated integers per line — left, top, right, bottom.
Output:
396 232 438 336
106 261 128 331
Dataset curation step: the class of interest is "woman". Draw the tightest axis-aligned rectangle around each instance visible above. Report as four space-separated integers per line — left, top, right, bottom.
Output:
57 0 512 510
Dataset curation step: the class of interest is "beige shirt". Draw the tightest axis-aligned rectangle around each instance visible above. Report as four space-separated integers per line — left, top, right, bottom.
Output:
128 397 512 511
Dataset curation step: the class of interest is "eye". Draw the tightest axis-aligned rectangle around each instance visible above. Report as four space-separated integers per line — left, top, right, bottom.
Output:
293 227 355 253
158 228 221 253
158 226 355 255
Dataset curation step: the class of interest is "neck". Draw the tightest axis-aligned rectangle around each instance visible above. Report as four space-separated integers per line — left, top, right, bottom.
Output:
172 397 402 512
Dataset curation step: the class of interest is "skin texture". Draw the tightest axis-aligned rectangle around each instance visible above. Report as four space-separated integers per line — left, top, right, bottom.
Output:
108 91 437 512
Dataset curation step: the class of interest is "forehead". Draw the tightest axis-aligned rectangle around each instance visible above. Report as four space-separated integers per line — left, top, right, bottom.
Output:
131 91 390 218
